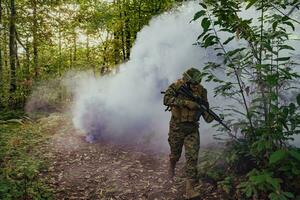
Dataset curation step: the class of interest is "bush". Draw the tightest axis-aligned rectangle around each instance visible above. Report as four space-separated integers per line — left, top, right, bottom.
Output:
0 123 52 199
193 0 300 198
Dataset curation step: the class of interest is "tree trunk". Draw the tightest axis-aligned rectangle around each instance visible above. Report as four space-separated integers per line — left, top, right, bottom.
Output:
3 13 8 72
102 45 107 72
138 0 142 31
118 0 126 62
9 0 17 108
32 0 38 78
0 0 3 108
73 32 77 64
25 39 30 79
15 42 20 72
86 33 95 75
58 8 62 76
113 31 119 65
24 39 31 105
112 0 119 65
69 48 72 68
124 9 131 60
3 14 8 75
86 33 90 63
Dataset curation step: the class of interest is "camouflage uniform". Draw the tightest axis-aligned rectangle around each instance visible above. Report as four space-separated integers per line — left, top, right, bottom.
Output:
163 78 213 180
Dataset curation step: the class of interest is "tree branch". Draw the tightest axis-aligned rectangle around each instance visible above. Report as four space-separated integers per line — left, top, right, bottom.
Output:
271 3 300 25
15 29 29 53
207 13 255 136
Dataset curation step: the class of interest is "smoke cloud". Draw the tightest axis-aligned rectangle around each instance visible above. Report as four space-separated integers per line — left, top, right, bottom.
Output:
70 2 219 151
70 1 300 151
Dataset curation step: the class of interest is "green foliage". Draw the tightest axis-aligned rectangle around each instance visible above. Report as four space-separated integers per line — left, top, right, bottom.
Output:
0 0 180 110
194 0 300 199
198 149 227 182
218 176 233 194
237 170 292 200
0 123 52 199
0 110 25 121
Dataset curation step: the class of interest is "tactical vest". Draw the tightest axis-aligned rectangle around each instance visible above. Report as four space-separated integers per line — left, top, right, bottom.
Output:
171 80 205 123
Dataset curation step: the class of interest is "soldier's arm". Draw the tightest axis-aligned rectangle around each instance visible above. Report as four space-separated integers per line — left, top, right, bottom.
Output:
201 87 208 103
163 83 185 107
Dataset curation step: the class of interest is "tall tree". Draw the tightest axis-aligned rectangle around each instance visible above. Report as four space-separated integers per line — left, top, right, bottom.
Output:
9 0 16 108
0 0 3 108
124 7 131 60
31 0 39 78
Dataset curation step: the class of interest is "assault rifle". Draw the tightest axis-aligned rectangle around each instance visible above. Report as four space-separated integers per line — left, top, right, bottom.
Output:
162 84 232 132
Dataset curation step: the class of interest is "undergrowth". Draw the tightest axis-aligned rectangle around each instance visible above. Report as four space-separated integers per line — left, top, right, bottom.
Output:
0 113 53 200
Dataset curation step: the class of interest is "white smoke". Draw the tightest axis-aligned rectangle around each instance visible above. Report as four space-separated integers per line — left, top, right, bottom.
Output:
70 2 221 151
70 1 300 151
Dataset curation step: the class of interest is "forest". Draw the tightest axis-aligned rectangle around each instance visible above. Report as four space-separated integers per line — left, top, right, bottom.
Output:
0 0 300 199
0 0 179 109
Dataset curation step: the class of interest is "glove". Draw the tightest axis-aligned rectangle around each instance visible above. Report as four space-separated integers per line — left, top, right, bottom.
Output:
183 100 200 110
203 101 209 109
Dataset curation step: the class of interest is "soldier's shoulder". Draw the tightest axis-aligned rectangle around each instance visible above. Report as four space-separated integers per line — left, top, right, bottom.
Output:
170 79 184 89
175 79 184 85
198 84 207 93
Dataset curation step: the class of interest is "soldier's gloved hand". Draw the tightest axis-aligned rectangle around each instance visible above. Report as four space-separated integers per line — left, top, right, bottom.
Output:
183 100 200 110
203 101 209 109
198 99 209 109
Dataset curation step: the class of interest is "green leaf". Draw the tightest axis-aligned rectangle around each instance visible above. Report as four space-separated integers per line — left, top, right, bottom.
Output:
245 186 254 198
272 21 278 30
289 150 300 161
192 10 206 21
203 33 211 41
264 43 278 55
199 3 207 9
197 32 207 40
297 94 300 106
283 21 295 31
266 74 278 86
282 16 289 21
269 150 288 164
279 45 295 51
275 57 291 61
266 177 281 190
268 193 277 200
223 36 235 45
250 174 267 184
203 35 217 47
283 192 294 199
289 103 296 114
282 107 289 118
201 17 211 31
270 92 278 101
246 0 259 9
280 4 287 9
227 48 246 57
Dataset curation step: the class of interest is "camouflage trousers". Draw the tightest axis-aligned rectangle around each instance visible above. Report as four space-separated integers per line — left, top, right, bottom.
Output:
168 120 200 179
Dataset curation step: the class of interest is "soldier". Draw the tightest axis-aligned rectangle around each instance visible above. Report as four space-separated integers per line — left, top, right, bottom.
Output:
163 67 214 199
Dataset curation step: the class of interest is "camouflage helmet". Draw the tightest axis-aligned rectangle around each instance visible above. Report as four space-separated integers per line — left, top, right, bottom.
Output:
182 67 202 84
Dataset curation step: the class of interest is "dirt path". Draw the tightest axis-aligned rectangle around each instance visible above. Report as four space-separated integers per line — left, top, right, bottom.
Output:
38 114 220 200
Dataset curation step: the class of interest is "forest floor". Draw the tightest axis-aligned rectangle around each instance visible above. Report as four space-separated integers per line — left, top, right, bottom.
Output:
36 113 225 199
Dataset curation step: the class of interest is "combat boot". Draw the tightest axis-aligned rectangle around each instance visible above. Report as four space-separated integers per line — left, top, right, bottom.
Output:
186 179 200 199
168 160 176 179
